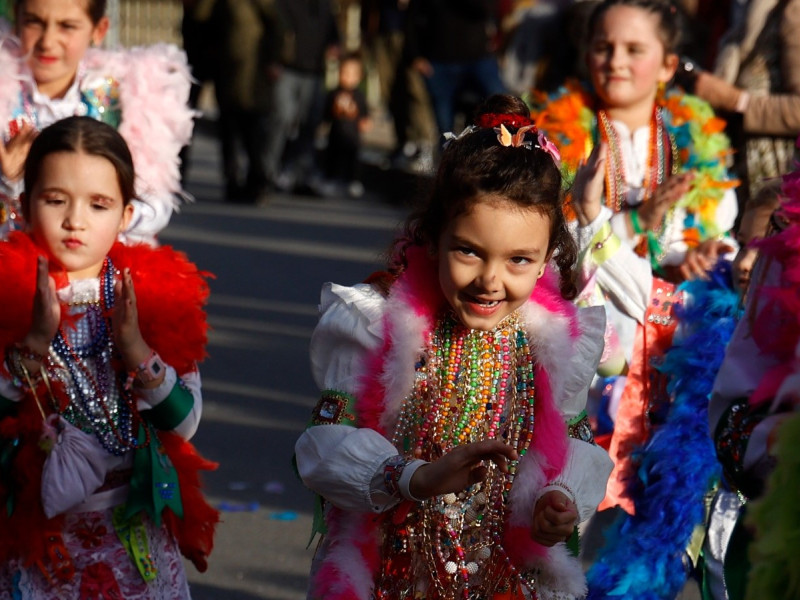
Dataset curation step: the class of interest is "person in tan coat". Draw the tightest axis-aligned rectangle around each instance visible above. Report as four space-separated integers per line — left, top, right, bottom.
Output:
689 0 800 208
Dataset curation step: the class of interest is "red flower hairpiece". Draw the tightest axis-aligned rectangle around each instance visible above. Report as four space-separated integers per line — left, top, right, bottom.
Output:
475 112 533 130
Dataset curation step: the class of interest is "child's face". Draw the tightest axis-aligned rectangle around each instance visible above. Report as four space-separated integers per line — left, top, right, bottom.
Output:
732 204 774 294
437 197 550 331
16 0 109 98
26 150 133 280
587 5 677 114
339 59 362 90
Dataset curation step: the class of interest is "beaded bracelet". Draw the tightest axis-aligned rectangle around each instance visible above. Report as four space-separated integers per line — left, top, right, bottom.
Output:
5 346 36 388
383 455 409 498
16 343 47 363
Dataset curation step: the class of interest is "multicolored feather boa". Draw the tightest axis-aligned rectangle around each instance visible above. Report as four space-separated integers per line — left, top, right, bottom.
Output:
311 246 593 600
0 232 218 572
531 80 737 242
742 170 800 600
586 263 740 599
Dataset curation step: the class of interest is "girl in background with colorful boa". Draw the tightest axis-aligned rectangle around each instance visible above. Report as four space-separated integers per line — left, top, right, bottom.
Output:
531 0 739 514
0 0 194 244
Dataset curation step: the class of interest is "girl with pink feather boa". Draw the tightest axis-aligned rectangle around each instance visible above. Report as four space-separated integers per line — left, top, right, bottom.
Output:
0 0 193 244
295 111 612 600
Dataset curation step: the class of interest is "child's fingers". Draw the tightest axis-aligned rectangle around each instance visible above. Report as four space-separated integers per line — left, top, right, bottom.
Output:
36 255 49 289
543 504 578 526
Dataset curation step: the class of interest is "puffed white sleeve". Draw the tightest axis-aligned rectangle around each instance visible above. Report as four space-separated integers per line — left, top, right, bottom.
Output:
574 207 652 324
539 306 614 521
295 283 414 512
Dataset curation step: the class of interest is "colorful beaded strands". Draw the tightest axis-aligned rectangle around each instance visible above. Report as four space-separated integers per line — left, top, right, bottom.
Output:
50 258 150 456
598 106 679 270
382 312 537 599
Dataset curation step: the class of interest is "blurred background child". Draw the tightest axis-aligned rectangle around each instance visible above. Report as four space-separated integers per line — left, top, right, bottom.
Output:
319 51 371 199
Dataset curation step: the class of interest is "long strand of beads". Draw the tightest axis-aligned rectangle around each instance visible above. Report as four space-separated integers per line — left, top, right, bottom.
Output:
50 258 150 455
385 311 541 599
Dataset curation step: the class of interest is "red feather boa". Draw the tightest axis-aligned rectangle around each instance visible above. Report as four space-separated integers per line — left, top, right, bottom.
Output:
0 232 218 574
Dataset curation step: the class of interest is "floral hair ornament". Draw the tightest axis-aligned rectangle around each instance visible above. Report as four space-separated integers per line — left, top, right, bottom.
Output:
496 124 562 166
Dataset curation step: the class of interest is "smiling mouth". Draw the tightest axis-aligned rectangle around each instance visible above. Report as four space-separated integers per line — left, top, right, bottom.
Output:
466 296 502 307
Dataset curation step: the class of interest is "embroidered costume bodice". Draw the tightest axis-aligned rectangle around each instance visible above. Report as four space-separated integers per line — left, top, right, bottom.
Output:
379 312 539 599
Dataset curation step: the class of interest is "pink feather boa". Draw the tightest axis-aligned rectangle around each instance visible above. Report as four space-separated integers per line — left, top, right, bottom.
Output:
311 246 589 600
749 171 800 407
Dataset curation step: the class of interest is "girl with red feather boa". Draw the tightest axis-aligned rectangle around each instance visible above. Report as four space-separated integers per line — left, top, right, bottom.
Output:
0 116 217 599
295 105 611 600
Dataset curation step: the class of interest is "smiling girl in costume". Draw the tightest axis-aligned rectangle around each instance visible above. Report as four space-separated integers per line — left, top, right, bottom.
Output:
294 100 612 600
0 0 193 243
531 0 739 514
0 117 217 598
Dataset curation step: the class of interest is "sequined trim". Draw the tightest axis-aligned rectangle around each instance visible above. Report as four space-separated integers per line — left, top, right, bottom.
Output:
382 455 408 497
715 397 769 497
309 390 357 426
567 411 596 445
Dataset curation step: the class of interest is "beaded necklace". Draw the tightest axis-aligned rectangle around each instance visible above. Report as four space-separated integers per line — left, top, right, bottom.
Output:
382 311 537 599
50 258 150 456
598 106 679 270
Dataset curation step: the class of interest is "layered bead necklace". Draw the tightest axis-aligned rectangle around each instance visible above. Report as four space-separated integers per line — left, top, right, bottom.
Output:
381 311 537 599
50 258 149 456
598 106 679 268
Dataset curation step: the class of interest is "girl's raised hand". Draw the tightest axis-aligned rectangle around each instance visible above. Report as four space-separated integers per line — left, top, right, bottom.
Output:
678 238 734 281
633 172 693 232
112 268 151 370
23 256 60 355
573 142 607 227
530 489 578 547
0 122 37 182
409 440 518 500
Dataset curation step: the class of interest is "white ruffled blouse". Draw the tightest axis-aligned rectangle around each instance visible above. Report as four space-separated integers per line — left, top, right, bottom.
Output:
295 282 613 523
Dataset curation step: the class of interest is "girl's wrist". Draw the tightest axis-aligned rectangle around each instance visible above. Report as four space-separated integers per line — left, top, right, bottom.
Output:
121 338 151 371
125 348 168 390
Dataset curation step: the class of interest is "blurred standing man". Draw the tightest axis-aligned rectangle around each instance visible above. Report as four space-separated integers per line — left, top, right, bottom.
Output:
405 0 506 138
361 0 437 171
265 0 340 193
214 0 284 203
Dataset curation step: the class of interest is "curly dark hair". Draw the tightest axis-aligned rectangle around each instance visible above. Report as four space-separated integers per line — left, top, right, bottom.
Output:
391 125 578 300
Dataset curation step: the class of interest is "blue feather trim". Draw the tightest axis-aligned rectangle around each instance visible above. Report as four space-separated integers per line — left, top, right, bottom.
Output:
587 262 741 599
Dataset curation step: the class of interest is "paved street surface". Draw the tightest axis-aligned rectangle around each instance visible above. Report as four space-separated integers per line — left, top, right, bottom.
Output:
168 121 700 600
